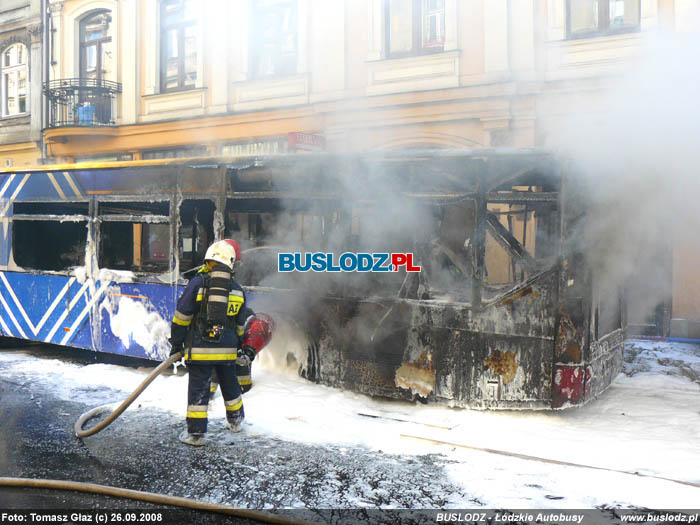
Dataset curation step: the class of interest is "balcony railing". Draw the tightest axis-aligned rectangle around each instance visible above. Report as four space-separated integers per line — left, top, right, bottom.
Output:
43 78 122 128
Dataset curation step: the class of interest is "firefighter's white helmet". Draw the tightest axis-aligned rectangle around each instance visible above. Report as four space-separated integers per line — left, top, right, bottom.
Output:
204 240 237 270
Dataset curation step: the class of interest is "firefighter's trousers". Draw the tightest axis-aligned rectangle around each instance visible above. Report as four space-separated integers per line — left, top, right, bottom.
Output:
210 362 253 395
187 362 244 434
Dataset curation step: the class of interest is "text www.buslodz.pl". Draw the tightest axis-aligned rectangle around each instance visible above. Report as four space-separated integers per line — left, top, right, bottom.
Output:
278 252 421 272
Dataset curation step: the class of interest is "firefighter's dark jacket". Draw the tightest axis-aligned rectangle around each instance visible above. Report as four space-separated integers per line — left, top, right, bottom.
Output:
170 268 247 363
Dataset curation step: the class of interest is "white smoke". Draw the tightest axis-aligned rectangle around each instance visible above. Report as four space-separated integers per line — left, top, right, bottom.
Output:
547 25 700 325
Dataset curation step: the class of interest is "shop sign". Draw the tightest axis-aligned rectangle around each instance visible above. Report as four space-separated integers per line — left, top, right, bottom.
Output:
221 139 288 157
288 132 325 151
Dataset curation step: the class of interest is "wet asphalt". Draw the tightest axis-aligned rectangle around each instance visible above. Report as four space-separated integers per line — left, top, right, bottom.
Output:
0 344 468 525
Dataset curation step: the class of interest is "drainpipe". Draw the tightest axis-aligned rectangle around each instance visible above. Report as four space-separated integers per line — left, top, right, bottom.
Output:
40 0 49 162
506 0 513 76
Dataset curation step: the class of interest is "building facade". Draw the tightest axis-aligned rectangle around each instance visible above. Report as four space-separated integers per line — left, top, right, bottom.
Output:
0 0 43 168
3 0 700 335
40 0 687 159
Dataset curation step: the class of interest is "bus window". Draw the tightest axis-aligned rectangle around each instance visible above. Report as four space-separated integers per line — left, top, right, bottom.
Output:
484 186 558 297
12 202 89 272
225 198 341 287
178 199 215 272
422 201 475 301
98 201 170 273
485 203 532 286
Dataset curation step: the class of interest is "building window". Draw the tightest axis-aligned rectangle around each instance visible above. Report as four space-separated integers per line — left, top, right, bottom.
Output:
73 153 133 163
385 0 445 58
250 0 298 78
160 0 197 91
80 11 113 82
142 146 207 160
1 43 28 117
567 0 640 38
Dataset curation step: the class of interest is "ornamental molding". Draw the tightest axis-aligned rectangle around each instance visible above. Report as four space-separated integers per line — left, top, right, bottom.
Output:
27 22 42 43
48 0 65 13
0 35 30 53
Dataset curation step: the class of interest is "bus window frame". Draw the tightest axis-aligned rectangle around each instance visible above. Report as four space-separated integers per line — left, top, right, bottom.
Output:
10 200 90 274
96 198 173 276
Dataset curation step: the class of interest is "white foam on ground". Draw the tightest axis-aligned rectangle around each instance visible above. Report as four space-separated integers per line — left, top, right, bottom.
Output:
0 339 698 508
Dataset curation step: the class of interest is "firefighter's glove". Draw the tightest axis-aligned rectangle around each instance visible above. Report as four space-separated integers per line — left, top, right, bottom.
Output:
169 339 184 357
237 346 256 367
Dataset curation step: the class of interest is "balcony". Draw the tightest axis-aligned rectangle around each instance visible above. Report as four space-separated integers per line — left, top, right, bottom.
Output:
43 78 122 128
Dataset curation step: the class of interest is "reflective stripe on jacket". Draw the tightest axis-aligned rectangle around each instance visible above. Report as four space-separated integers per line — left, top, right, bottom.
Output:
169 268 248 364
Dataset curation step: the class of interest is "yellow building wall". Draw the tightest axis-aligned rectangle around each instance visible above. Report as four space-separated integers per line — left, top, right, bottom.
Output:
0 143 42 168
673 241 700 326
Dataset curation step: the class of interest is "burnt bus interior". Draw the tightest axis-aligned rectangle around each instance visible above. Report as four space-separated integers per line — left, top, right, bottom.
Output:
227 153 561 306
220 151 624 409
4 150 624 409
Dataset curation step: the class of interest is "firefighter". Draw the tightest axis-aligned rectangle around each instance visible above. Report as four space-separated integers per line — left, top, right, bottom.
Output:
169 239 250 446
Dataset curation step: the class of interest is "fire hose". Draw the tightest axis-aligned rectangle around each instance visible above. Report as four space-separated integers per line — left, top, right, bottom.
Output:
74 313 274 438
64 316 277 517
74 351 184 438
35 348 310 523
0 477 319 525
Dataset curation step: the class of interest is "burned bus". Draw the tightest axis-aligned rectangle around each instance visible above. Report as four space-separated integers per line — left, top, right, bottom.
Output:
0 150 624 409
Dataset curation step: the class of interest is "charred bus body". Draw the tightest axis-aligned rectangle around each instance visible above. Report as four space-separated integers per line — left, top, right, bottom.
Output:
0 150 624 409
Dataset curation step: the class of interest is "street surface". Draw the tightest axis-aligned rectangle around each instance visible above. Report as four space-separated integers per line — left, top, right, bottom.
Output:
0 340 698 524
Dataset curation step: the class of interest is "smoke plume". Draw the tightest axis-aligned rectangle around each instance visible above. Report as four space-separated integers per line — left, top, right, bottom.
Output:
547 25 700 326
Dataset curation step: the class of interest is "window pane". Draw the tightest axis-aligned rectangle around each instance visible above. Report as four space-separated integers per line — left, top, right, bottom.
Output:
83 12 112 40
183 0 198 22
422 0 445 49
166 28 179 60
389 0 413 54
142 146 207 159
4 45 16 67
570 0 599 34
609 0 639 28
162 0 182 25
84 44 97 78
18 69 26 113
251 0 297 78
184 25 197 87
143 224 170 264
165 28 179 88
5 72 15 115
161 0 197 90
101 39 113 79
163 0 196 25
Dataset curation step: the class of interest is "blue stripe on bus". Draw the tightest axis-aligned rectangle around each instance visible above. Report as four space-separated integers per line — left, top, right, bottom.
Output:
0 267 264 360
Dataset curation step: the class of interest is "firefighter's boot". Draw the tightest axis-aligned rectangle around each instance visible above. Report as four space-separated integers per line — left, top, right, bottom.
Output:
229 418 244 433
179 430 205 446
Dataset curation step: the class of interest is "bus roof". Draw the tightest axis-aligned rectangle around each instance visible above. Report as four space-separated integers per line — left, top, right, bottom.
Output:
2 148 556 173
